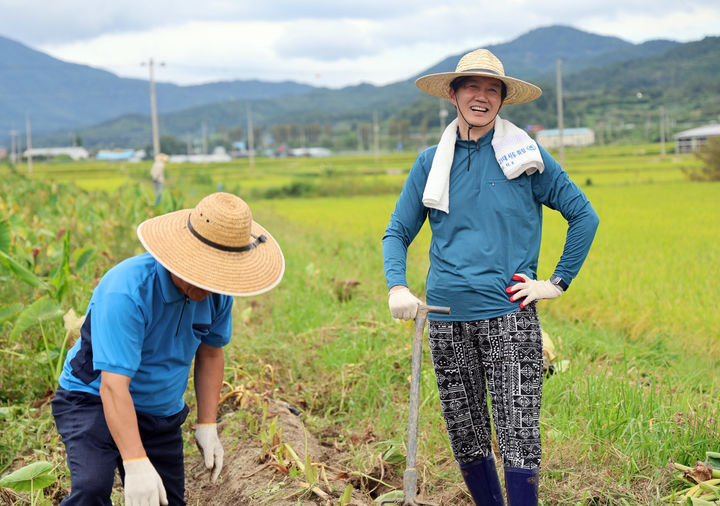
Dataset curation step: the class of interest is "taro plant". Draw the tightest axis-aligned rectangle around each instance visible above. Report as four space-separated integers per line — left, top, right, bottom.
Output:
0 222 82 394
0 461 57 506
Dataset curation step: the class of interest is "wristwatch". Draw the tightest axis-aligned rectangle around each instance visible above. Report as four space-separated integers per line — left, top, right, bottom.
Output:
550 275 568 292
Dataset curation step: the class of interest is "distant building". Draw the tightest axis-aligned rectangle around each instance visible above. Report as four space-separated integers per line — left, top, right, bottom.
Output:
0 147 6 160
536 128 595 148
288 147 331 158
169 146 232 164
23 146 89 160
96 149 144 162
230 141 249 158
674 124 720 154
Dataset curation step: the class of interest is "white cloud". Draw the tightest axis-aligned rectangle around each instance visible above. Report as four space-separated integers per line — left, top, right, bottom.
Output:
38 22 284 83
3 0 719 88
577 5 720 43
273 19 381 61
0 0 450 44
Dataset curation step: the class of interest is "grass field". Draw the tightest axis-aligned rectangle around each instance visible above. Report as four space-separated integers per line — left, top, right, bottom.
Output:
1 143 718 504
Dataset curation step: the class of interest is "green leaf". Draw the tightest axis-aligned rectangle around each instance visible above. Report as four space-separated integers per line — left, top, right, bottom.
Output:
374 490 403 503
381 443 406 464
0 219 10 253
707 451 720 468
0 250 47 289
0 461 56 492
72 246 96 271
339 484 353 506
9 296 64 342
304 453 316 484
688 498 717 505
0 303 24 323
36 349 60 365
51 229 71 296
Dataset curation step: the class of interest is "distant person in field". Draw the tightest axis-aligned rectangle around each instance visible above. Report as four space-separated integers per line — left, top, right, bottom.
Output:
51 192 285 505
382 49 598 505
150 152 169 205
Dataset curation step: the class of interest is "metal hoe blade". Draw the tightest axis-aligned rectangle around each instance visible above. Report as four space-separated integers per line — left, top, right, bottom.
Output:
380 304 450 506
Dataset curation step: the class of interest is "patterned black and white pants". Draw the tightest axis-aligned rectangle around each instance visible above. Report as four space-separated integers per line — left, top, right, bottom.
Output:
427 304 543 469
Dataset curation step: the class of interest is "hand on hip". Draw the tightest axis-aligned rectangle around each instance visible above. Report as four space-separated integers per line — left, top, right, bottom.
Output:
506 273 562 308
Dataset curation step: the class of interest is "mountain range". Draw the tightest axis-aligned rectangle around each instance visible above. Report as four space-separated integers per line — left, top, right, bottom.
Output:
1 25 719 150
0 34 314 135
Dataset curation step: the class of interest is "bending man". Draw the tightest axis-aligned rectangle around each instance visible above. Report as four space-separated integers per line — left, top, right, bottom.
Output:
52 192 285 505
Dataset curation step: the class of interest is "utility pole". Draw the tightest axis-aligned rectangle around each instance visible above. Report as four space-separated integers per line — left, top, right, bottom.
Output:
10 128 16 164
246 104 255 169
142 58 164 157
373 111 380 161
25 114 33 175
201 122 208 155
556 58 565 167
439 103 449 138
659 106 666 157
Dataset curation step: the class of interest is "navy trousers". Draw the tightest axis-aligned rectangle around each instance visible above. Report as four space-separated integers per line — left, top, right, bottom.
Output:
51 388 189 505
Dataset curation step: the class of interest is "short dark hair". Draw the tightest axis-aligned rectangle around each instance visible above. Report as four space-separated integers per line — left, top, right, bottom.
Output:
450 76 507 102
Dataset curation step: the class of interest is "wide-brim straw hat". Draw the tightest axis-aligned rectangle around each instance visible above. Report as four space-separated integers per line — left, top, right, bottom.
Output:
137 192 284 297
415 48 542 105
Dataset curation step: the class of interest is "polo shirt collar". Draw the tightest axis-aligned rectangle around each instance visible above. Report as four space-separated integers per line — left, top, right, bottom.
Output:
155 260 186 303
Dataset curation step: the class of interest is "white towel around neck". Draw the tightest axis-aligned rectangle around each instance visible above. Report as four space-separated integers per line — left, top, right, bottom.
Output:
421 116 544 213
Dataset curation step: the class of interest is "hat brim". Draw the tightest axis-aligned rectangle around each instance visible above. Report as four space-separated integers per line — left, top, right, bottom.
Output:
137 209 285 297
415 71 542 105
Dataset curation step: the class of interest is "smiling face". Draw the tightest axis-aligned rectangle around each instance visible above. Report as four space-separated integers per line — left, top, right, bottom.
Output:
449 76 505 139
170 273 213 301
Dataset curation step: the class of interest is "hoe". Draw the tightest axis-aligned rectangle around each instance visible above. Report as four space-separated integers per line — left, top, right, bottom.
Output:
381 304 450 506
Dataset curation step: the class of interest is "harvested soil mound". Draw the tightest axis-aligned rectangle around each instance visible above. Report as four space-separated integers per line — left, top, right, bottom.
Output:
186 400 378 505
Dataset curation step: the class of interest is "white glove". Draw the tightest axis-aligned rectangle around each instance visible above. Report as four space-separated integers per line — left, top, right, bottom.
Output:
195 423 224 482
388 287 422 320
123 457 168 506
506 273 562 308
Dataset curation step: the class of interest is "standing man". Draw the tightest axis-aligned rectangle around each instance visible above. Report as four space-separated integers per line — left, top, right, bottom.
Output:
51 192 285 505
383 49 598 505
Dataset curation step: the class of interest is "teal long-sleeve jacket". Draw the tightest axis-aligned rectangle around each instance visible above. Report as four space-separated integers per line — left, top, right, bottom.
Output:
382 128 599 321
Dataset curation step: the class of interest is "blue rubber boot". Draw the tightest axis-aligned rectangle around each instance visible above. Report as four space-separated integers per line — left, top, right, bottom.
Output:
458 454 505 505
504 467 539 506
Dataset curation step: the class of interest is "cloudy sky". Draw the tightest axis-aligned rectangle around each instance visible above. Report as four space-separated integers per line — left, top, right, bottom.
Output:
1 0 719 88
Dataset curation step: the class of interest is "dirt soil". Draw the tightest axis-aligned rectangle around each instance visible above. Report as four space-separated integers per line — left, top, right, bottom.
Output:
1 397 462 506
186 400 387 505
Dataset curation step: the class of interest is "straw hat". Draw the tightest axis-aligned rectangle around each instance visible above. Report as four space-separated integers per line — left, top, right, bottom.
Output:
415 49 542 105
137 192 284 297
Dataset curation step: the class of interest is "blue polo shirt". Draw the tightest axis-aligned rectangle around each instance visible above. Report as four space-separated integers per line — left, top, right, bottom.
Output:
58 253 233 417
383 128 599 321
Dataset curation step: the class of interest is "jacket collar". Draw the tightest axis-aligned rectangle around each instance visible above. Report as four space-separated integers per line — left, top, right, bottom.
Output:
455 126 494 148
